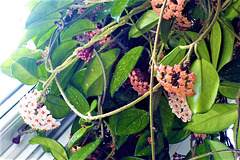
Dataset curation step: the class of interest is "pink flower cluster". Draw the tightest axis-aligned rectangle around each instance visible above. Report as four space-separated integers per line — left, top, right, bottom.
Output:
18 89 60 131
156 64 196 97
168 92 192 122
151 0 191 28
77 47 93 62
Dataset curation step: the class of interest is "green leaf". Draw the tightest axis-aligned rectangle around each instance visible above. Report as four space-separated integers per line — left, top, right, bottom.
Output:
185 31 210 62
185 103 238 134
219 81 240 99
115 108 149 135
67 126 92 150
29 137 68 160
218 58 240 83
61 19 95 40
19 13 61 46
1 58 15 78
36 26 57 48
82 48 120 97
65 85 90 115
210 21 221 69
109 114 128 149
135 131 163 156
127 0 145 7
45 94 70 119
217 17 235 71
196 142 211 160
110 46 143 96
160 19 172 45
224 0 240 21
129 10 159 38
95 2 113 23
11 47 43 61
51 40 78 68
89 100 98 113
70 138 102 160
38 62 49 81
159 46 185 67
110 0 129 22
159 96 175 136
207 140 234 159
70 68 87 96
166 117 191 144
26 0 74 27
11 57 39 85
187 59 220 114
50 59 79 95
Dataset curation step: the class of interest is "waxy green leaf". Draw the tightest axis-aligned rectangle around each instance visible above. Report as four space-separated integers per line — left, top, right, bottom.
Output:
210 21 221 69
159 96 175 136
65 85 90 115
115 108 149 135
224 0 240 21
20 12 61 46
218 58 240 83
110 0 129 22
95 2 113 23
219 81 240 99
109 114 129 149
185 103 238 133
135 131 163 156
187 59 219 114
217 17 235 71
129 10 159 38
110 46 143 96
50 60 79 95
26 0 74 27
159 45 185 67
61 19 95 40
67 126 92 150
11 57 39 85
160 19 172 45
82 48 120 97
1 58 15 78
70 68 87 96
185 31 210 62
29 137 68 160
36 26 57 48
70 138 102 160
51 40 78 68
45 94 70 119
166 117 191 144
207 140 234 159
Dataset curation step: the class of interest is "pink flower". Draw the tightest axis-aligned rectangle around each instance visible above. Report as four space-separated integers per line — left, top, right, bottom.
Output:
18 89 60 131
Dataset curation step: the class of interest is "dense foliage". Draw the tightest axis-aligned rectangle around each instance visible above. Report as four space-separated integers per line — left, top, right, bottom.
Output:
1 0 240 159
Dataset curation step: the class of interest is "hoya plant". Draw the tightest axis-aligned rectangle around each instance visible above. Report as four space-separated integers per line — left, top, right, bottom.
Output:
2 0 240 159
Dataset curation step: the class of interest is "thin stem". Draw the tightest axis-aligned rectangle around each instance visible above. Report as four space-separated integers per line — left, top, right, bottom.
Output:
157 43 165 62
195 0 221 43
125 8 152 45
56 74 161 121
55 76 88 119
190 149 240 160
93 49 107 107
103 120 116 160
149 0 167 159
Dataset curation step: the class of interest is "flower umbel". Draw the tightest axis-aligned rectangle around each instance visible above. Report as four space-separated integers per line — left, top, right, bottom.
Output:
156 64 196 97
18 89 60 131
168 92 192 122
